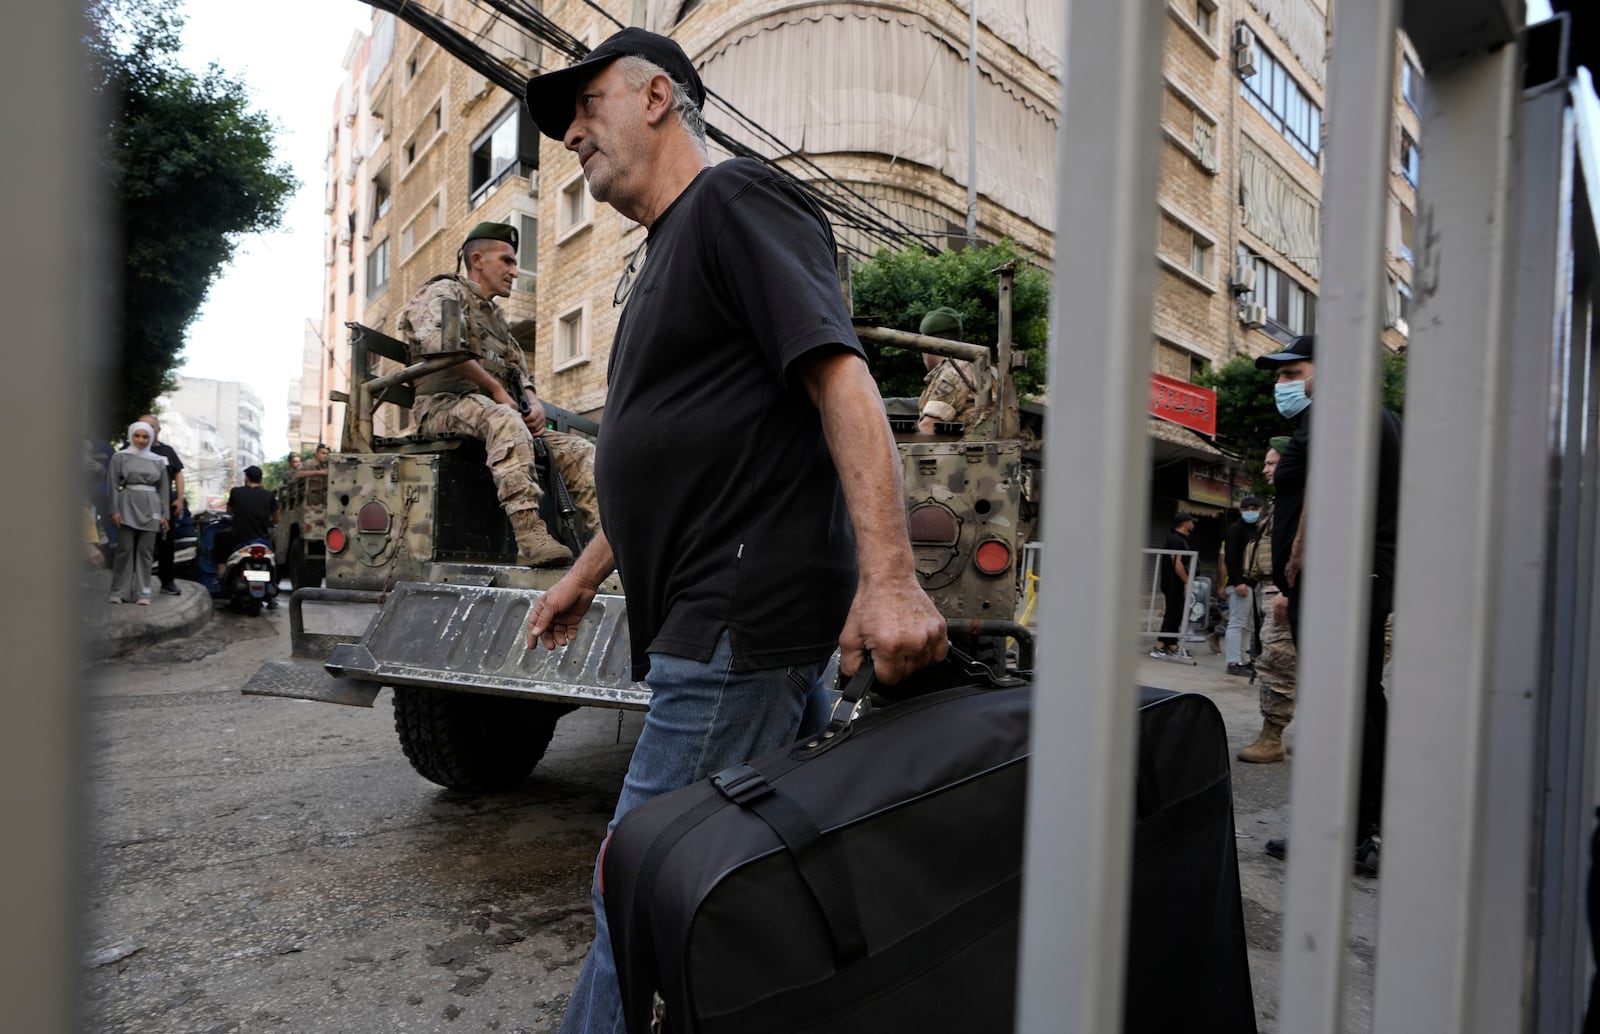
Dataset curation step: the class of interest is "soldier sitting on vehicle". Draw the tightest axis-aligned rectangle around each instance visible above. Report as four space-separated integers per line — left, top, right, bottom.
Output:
915 306 993 434
397 221 599 566
297 444 330 475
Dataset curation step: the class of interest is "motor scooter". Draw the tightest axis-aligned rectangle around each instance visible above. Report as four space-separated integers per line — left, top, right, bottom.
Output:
196 512 279 616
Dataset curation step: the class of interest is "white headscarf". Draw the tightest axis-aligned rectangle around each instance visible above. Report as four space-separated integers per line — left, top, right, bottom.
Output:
121 421 164 464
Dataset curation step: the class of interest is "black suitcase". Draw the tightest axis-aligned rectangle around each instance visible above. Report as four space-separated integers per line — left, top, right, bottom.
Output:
601 671 1254 1034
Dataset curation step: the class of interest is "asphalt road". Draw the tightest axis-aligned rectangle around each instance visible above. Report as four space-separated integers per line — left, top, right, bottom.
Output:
81 608 1378 1034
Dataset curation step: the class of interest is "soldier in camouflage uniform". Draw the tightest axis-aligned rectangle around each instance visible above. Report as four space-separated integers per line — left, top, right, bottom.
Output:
1239 436 1298 763
398 221 599 565
915 306 991 434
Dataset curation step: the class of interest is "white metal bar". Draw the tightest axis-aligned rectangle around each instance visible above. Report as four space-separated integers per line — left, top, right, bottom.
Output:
1467 78 1573 1034
1016 0 1166 1028
1274 0 1399 1028
1371 40 1522 1034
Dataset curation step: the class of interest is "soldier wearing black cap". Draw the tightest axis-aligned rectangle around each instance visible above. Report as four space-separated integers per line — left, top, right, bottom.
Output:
521 27 946 1033
1254 334 1403 877
396 221 599 565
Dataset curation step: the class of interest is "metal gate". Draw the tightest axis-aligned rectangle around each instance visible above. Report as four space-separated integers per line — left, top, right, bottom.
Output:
1022 2 1599 1031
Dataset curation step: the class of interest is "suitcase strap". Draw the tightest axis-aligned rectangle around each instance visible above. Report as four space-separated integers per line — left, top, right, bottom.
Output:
712 764 869 966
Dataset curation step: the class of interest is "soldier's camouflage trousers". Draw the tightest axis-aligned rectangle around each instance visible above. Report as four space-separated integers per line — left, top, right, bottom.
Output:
415 392 600 536
1255 585 1298 723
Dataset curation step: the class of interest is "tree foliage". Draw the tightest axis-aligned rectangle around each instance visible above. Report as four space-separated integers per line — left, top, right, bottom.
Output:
849 241 1051 398
91 0 297 431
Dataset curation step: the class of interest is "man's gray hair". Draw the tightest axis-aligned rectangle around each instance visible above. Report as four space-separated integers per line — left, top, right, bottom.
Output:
615 54 707 145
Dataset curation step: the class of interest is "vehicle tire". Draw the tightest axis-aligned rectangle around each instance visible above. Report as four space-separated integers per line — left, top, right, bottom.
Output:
288 536 322 590
392 688 574 793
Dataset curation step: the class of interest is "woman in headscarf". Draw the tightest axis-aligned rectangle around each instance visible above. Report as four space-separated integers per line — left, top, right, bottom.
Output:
106 421 171 605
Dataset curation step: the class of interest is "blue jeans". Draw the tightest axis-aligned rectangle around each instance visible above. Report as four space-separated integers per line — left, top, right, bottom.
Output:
557 631 834 1034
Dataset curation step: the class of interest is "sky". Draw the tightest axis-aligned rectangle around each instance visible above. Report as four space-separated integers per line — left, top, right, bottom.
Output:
167 0 1595 460
174 0 375 459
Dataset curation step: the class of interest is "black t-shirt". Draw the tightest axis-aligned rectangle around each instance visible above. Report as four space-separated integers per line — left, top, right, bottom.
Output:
1271 406 1403 594
1161 531 1190 591
150 442 183 502
1222 519 1259 587
226 485 277 543
595 159 863 679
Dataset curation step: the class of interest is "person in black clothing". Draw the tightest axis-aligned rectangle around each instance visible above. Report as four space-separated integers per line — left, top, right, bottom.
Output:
225 466 278 543
1256 335 1402 878
1153 512 1196 658
139 414 186 594
1217 496 1264 676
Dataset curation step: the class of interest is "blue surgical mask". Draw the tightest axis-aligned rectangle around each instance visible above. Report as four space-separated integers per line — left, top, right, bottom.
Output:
1275 380 1311 418
1241 510 1260 524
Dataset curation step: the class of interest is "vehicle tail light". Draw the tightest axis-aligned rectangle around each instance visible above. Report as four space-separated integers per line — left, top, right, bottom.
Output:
249 545 267 559
358 501 390 532
974 539 1011 576
908 504 959 546
326 527 347 553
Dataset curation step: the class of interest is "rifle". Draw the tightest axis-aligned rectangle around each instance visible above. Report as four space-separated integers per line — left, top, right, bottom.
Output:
530 436 589 554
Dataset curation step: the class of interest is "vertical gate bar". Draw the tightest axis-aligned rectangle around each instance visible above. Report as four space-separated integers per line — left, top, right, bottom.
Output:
1371 41 1522 1033
1273 0 1399 1028
1467 78 1574 1034
1015 0 1166 1028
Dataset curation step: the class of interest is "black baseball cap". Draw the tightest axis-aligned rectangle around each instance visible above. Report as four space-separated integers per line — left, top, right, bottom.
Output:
1255 334 1315 370
524 28 707 141
1240 496 1263 508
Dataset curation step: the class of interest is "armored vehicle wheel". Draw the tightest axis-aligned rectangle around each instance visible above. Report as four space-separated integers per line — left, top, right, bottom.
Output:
392 687 574 792
288 536 323 590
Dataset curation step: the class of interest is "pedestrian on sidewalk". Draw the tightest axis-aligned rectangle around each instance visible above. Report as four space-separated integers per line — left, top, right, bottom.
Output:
106 421 170 605
138 414 186 595
1239 438 1297 763
1256 335 1403 878
1152 512 1196 658
1218 495 1264 676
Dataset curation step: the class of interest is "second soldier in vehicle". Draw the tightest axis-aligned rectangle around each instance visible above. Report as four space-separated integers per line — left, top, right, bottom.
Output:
398 221 599 565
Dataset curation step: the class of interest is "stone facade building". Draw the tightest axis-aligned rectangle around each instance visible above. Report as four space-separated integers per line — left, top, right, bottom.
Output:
308 0 1418 560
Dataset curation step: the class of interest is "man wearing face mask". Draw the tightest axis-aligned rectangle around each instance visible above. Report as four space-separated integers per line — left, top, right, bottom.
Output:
1217 495 1264 677
1255 334 1403 878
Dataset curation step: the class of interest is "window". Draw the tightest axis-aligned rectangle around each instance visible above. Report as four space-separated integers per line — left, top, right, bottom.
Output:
557 170 592 240
556 304 589 369
1238 246 1316 335
1398 204 1414 263
371 165 392 225
1396 279 1412 325
1401 55 1422 112
1400 131 1420 185
366 238 390 298
1194 0 1216 37
401 192 442 257
347 272 355 296
513 212 538 295
1240 40 1322 164
469 105 539 206
1189 233 1211 277
402 99 444 173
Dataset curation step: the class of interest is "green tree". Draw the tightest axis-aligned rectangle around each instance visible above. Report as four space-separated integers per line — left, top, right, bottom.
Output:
850 240 1051 398
91 0 297 431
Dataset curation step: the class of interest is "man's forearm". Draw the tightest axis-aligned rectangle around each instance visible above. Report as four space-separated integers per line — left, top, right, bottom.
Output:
459 359 512 403
570 530 616 588
801 352 915 582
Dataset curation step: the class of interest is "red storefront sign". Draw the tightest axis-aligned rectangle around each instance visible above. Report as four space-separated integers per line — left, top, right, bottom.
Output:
1149 373 1217 437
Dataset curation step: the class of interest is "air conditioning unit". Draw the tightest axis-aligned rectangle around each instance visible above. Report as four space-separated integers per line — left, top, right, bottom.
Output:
1230 263 1256 294
1239 303 1267 328
1233 24 1257 75
1233 23 1255 52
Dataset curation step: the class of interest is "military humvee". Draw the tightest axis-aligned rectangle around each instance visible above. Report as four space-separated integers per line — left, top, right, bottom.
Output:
244 266 1037 793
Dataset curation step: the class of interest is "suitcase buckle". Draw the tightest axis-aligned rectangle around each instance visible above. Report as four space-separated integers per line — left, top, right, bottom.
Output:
711 763 774 805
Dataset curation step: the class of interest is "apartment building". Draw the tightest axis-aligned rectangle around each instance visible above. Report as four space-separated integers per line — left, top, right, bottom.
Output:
158 376 266 507
310 0 1418 548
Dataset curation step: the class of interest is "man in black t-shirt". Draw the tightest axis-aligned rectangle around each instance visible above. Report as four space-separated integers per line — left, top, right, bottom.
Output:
1256 335 1402 878
139 414 186 593
1217 496 1264 676
226 466 278 543
1153 512 1196 658
522 28 947 1034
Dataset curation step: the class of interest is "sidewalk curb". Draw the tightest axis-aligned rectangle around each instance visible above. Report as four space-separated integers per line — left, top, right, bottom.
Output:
88 578 213 658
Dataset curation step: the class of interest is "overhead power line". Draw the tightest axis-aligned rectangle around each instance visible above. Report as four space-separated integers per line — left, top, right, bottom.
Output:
355 0 940 257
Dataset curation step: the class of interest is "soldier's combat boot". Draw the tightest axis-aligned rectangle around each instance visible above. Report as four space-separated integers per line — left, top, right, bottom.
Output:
510 510 573 566
1237 717 1288 764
